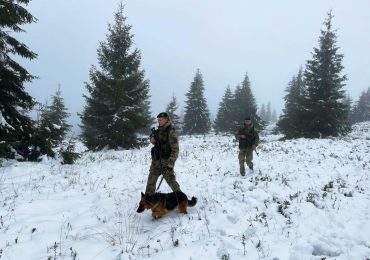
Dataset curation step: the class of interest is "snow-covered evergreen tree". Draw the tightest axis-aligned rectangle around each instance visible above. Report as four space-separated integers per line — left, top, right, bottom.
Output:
166 94 181 131
0 0 37 159
300 11 350 137
259 104 266 122
351 87 370 123
40 86 71 145
214 86 235 133
230 73 262 130
342 94 353 123
79 4 152 150
277 67 305 138
266 102 272 122
182 69 211 135
271 109 277 122
29 86 72 159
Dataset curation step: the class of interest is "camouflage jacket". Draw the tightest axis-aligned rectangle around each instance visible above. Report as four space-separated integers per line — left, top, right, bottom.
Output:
150 121 179 168
235 124 260 150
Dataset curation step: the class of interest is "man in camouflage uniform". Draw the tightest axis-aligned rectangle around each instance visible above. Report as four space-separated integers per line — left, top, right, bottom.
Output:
145 112 181 195
235 116 260 176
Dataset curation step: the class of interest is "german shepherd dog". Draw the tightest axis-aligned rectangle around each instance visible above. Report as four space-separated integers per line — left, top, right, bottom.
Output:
137 191 197 219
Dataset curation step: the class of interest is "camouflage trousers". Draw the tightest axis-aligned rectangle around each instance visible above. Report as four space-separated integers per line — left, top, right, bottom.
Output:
238 148 253 175
145 160 181 195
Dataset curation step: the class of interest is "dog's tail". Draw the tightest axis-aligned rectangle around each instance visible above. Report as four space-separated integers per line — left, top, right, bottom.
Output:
188 197 197 207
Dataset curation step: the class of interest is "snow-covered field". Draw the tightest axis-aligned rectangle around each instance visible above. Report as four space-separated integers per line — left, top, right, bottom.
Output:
1 123 370 260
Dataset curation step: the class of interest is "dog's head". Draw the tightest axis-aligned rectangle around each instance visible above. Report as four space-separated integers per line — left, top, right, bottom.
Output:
136 192 152 213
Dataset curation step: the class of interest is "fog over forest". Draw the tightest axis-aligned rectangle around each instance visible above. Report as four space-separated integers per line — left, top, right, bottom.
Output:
18 0 370 133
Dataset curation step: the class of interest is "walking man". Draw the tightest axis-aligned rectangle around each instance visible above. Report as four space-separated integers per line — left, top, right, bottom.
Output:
145 112 181 195
235 116 260 176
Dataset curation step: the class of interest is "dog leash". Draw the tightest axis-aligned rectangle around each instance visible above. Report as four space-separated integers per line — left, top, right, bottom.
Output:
156 168 167 191
254 147 259 156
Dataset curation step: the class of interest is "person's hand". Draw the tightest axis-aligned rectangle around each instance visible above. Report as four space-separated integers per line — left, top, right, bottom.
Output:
240 135 246 139
252 144 256 150
150 136 156 144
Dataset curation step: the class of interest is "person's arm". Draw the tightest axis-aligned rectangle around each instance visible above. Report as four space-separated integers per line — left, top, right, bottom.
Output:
167 129 179 168
252 130 260 149
235 128 245 140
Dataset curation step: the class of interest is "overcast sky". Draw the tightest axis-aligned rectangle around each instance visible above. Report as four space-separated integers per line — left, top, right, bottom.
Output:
19 0 370 133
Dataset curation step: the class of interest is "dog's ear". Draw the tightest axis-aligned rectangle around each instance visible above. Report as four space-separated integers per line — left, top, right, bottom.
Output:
141 192 145 197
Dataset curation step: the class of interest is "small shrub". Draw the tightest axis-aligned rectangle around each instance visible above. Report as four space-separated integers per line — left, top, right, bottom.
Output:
323 181 334 191
306 192 320 208
277 200 290 217
60 138 80 164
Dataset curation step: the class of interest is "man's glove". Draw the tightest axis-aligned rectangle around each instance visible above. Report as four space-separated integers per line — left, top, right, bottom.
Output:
150 127 157 144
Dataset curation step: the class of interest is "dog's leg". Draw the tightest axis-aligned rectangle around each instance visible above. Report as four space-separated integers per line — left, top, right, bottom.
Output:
151 204 166 219
152 209 161 219
157 208 166 218
178 201 188 214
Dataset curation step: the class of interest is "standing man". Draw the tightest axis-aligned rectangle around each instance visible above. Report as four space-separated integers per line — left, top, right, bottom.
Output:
145 112 182 195
235 116 260 176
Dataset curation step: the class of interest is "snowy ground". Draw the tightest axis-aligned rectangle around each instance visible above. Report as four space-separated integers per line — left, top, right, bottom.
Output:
1 123 370 260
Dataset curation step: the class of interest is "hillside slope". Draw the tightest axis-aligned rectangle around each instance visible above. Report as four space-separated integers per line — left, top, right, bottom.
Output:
1 123 369 259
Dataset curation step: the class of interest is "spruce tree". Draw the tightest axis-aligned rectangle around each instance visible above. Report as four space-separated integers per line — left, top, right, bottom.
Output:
277 68 305 138
79 4 151 150
351 87 370 123
182 69 211 135
301 11 350 137
0 0 37 159
60 137 81 165
271 110 277 123
230 73 262 130
266 102 272 122
342 94 353 123
214 86 235 133
259 104 266 121
35 86 71 156
27 86 71 160
166 94 181 130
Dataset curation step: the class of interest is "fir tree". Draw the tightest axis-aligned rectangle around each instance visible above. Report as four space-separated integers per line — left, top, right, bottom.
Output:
277 67 305 138
214 86 235 133
182 69 211 135
79 3 152 150
259 104 266 121
351 87 370 123
342 94 353 123
271 109 277 122
60 137 81 165
40 86 71 145
0 0 37 159
301 11 350 137
230 73 262 130
266 102 272 122
166 94 181 131
31 86 72 158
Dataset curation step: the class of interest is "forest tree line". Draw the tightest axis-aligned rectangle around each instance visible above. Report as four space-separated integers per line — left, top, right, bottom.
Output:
1 2 370 162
